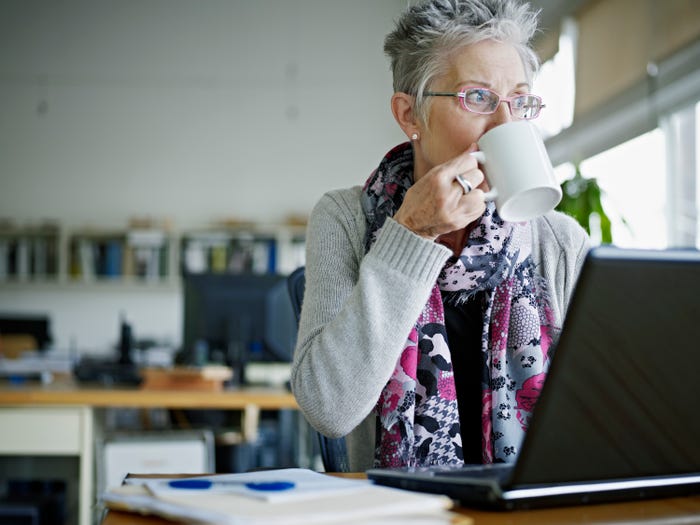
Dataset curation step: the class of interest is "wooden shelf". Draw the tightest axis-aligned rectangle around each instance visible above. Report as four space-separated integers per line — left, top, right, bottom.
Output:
0 222 306 288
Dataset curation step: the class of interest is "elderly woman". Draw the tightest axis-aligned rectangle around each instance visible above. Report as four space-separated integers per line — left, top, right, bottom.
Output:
291 0 589 471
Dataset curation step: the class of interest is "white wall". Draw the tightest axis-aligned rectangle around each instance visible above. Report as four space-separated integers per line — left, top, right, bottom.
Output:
0 284 181 354
0 0 406 353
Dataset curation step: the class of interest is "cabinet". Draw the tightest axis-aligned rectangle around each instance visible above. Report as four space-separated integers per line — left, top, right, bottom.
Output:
0 406 94 525
0 383 304 525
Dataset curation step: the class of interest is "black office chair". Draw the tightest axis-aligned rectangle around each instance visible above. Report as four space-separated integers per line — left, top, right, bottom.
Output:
287 266 350 473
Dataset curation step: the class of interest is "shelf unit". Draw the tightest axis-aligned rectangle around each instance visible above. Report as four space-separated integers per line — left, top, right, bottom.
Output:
0 222 306 288
180 224 306 277
68 228 175 284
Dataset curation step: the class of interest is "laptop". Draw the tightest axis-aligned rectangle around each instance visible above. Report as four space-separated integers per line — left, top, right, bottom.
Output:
367 246 700 509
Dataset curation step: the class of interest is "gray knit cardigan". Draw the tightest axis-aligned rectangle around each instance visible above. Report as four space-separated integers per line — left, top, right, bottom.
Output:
291 186 590 471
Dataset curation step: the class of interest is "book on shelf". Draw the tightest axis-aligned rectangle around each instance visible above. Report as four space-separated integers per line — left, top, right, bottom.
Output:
251 237 276 274
45 236 59 277
276 238 306 275
103 240 123 278
31 237 47 277
133 246 162 280
183 240 208 274
126 229 169 280
0 239 8 281
78 239 96 281
15 238 30 280
210 244 228 273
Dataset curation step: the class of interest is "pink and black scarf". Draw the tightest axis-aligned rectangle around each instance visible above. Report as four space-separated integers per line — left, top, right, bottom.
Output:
361 142 556 467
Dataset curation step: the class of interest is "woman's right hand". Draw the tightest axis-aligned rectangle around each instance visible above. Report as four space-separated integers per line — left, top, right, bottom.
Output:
393 146 486 241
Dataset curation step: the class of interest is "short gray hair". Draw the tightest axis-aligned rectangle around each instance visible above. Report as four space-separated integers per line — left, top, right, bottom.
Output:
384 0 541 123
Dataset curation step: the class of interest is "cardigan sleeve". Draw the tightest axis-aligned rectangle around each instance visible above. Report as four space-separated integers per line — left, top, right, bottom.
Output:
290 187 451 438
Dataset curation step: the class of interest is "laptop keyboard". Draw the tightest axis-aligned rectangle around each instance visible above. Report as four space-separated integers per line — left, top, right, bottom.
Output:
431 463 514 482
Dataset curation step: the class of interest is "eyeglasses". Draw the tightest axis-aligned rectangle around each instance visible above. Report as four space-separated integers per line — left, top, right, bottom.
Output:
423 86 545 120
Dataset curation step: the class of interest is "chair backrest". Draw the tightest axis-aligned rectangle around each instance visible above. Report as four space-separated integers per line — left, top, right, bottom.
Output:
286 267 350 473
287 266 306 324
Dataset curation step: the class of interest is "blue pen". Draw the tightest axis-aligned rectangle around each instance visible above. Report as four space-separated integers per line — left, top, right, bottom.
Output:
167 479 295 492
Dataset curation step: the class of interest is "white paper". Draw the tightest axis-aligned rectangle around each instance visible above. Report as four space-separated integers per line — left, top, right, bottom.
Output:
144 468 369 503
103 468 456 525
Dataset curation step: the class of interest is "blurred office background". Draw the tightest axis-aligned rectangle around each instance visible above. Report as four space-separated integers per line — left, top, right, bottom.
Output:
1 0 699 356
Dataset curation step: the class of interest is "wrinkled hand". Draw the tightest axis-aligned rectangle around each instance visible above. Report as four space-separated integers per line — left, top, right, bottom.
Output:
394 146 486 240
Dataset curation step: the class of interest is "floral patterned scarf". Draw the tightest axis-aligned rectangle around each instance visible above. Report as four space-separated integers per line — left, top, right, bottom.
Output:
361 142 556 467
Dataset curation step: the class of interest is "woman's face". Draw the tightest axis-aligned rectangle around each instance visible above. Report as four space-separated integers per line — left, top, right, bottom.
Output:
413 39 530 186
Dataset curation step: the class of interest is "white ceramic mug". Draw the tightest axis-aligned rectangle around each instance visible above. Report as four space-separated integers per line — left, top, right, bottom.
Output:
471 120 562 222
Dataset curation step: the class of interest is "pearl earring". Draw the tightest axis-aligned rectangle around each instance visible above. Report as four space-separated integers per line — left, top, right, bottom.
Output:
411 132 419 141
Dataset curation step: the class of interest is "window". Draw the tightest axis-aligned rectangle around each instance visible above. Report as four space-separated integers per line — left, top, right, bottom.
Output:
696 101 700 249
534 19 576 139
536 18 700 249
579 130 667 248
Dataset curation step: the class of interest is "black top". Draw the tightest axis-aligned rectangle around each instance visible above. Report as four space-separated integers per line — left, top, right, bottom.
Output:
442 290 486 465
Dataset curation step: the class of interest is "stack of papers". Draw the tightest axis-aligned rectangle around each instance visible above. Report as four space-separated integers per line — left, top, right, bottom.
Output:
102 468 467 524
0 351 74 383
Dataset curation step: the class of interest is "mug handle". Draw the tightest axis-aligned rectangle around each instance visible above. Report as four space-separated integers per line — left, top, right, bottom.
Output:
469 151 496 202
483 189 497 202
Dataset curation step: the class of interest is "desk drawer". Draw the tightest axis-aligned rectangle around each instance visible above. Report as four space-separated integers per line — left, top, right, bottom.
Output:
0 407 86 454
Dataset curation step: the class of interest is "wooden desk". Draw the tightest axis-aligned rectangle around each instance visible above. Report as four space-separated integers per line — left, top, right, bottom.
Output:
101 474 700 525
0 377 298 525
0 377 298 409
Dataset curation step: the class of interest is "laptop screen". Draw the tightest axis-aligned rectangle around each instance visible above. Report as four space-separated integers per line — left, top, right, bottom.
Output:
512 246 700 486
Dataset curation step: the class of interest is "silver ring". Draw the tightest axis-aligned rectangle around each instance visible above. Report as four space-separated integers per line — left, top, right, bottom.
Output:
455 174 473 195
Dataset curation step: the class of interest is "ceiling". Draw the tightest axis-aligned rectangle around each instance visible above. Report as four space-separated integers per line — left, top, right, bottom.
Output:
529 0 591 35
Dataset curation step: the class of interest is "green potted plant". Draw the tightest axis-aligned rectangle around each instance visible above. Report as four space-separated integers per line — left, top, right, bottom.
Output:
556 164 615 244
